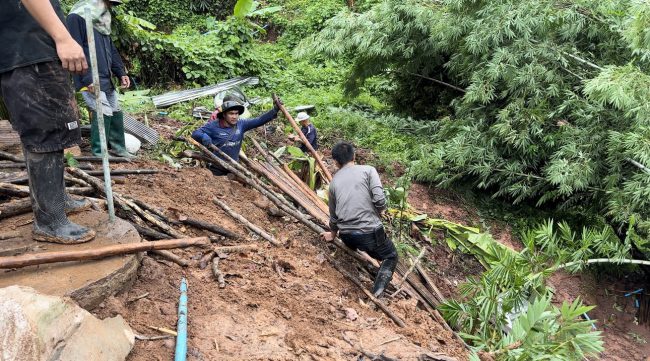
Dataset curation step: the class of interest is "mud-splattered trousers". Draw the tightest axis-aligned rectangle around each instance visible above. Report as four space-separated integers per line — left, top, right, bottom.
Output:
0 61 81 152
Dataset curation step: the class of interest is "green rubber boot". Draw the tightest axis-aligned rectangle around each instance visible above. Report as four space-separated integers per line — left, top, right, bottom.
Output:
108 111 135 158
90 112 113 157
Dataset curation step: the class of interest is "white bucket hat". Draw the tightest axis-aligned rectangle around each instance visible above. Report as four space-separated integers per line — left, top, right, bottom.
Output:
296 112 310 122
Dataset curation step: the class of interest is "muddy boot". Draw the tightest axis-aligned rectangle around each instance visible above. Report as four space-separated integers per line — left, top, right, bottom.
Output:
64 193 92 214
107 111 135 158
24 148 96 244
372 257 398 297
90 112 112 157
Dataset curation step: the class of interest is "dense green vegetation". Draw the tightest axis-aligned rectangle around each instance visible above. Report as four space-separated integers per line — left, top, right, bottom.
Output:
51 0 650 358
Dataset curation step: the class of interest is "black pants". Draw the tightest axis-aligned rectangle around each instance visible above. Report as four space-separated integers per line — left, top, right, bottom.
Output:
0 61 81 152
340 226 398 262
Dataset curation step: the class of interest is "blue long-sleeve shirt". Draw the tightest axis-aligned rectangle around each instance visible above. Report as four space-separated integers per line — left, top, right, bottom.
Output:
192 108 279 162
300 124 318 153
66 13 127 92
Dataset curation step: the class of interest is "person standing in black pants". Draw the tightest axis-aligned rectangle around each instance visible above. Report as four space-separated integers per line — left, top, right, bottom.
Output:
320 141 398 297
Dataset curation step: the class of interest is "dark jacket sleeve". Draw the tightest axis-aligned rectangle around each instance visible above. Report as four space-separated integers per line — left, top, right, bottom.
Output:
110 41 127 78
191 122 214 146
66 13 92 90
240 108 279 132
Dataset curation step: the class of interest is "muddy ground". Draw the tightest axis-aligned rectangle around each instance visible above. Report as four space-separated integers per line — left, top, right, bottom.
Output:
2 115 649 360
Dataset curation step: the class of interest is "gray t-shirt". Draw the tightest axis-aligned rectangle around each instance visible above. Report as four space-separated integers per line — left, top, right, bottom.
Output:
328 164 387 234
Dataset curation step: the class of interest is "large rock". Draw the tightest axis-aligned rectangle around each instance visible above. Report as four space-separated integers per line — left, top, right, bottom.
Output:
0 286 134 361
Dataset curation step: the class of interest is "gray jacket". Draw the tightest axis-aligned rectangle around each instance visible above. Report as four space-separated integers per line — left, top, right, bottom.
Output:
328 164 386 234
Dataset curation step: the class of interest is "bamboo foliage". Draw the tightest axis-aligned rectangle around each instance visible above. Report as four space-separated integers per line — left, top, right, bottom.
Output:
299 0 650 244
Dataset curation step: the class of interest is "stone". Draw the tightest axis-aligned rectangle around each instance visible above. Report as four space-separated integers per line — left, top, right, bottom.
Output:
344 307 358 321
0 286 134 361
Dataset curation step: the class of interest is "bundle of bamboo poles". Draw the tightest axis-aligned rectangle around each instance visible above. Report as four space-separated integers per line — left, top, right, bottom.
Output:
183 134 464 342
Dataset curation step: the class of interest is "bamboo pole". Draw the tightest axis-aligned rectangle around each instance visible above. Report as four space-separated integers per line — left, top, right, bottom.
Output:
84 7 115 222
185 137 323 234
0 237 209 269
330 259 406 327
415 263 446 304
212 197 280 246
272 94 332 182
85 169 158 176
178 217 239 239
212 257 226 288
391 248 426 294
0 150 23 163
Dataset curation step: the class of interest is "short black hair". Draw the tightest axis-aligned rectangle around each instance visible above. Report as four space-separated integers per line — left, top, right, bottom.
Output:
332 141 355 166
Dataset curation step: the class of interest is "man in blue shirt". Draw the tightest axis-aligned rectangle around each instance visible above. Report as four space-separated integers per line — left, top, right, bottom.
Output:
192 99 280 176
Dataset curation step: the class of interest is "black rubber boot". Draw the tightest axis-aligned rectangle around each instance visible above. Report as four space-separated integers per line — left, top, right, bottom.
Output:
372 257 398 297
24 148 96 244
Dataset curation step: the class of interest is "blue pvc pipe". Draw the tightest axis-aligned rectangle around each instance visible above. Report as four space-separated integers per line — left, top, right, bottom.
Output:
174 278 188 361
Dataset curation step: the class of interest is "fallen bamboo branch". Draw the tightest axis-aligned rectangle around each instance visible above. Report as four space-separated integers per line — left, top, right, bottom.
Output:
0 237 209 269
0 163 25 169
132 223 170 240
147 326 177 336
0 182 93 197
0 231 20 240
186 136 322 234
118 195 185 239
85 169 158 176
135 334 173 341
178 217 238 239
199 251 215 269
391 248 426 296
415 263 446 304
0 150 24 163
213 244 258 253
341 332 399 361
74 156 131 163
212 257 226 288
330 259 405 327
152 249 189 267
0 197 32 220
272 94 332 182
212 197 280 246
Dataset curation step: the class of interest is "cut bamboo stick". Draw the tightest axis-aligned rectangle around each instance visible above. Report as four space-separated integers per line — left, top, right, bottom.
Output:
212 197 280 246
330 259 405 327
212 257 226 288
272 94 332 182
0 237 209 269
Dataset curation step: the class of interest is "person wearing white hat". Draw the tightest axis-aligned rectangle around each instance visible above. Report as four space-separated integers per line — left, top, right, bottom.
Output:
291 111 318 153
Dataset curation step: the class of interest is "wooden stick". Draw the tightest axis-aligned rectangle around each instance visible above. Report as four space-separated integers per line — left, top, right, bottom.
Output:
0 231 20 240
212 197 280 246
179 217 238 239
213 244 258 253
0 237 209 269
132 223 170 240
118 195 185 239
272 94 332 182
0 150 24 163
391 248 426 295
0 163 25 169
0 197 32 220
415 263 446 304
0 182 93 197
212 257 226 288
341 332 399 361
85 169 158 176
330 259 405 327
147 326 177 336
151 249 188 267
199 251 215 269
74 156 131 163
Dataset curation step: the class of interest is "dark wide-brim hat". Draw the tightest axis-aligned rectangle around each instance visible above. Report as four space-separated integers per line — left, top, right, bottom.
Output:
217 100 245 119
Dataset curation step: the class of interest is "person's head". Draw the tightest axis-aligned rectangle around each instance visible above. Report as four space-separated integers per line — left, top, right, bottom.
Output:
331 141 355 168
218 100 245 126
296 112 311 126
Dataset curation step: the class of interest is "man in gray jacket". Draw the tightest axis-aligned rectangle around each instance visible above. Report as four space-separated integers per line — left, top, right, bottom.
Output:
320 141 398 297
